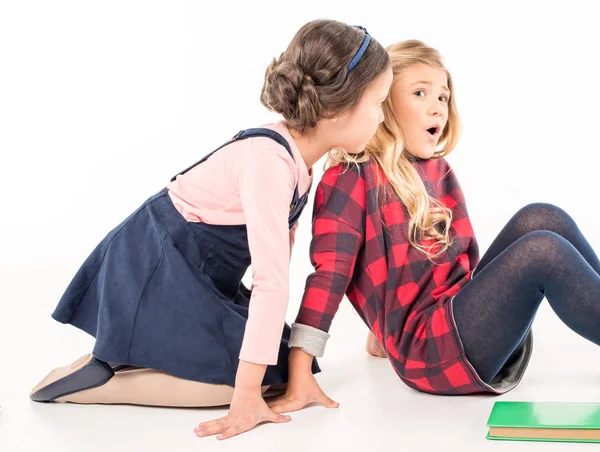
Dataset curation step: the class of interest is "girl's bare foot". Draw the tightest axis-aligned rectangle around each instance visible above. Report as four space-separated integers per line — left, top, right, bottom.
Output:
365 331 387 358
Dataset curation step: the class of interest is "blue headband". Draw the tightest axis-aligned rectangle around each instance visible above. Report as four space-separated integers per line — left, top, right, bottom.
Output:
347 26 371 75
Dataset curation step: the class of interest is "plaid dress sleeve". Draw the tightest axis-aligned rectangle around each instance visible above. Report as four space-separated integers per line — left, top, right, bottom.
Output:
289 163 366 356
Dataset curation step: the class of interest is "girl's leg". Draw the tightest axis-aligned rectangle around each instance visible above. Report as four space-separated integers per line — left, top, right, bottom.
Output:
472 203 600 277
469 202 600 366
31 355 270 407
56 367 239 407
452 230 600 384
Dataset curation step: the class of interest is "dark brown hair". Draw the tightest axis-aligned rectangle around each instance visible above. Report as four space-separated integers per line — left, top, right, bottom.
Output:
260 19 390 133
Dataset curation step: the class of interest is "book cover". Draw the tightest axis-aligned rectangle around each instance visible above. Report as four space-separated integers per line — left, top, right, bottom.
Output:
486 401 600 443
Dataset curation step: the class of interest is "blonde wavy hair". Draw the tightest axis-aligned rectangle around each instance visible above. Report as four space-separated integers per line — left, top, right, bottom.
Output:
326 40 461 261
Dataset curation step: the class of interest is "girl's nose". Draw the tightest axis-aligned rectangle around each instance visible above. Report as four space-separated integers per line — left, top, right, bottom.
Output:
428 101 443 116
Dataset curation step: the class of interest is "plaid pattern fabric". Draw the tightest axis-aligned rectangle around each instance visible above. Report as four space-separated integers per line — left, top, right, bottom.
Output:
295 155 501 394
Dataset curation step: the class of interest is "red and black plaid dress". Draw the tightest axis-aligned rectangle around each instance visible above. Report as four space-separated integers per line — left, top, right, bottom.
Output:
295 155 530 395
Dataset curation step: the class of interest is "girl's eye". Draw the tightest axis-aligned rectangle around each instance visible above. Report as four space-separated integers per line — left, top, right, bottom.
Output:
414 90 425 97
439 95 449 103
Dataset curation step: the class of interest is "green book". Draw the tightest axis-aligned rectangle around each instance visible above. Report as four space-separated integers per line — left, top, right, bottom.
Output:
486 401 600 443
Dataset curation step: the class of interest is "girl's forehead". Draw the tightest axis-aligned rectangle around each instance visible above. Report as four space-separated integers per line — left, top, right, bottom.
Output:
395 64 448 87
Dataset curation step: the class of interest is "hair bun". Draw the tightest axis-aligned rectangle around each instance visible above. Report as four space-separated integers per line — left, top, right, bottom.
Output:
260 57 321 131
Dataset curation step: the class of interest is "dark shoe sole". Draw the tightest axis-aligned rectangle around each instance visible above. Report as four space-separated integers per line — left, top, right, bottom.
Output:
30 356 114 402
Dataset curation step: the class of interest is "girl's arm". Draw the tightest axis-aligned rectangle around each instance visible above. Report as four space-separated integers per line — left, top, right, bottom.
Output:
268 164 366 414
237 144 296 366
195 144 298 440
290 164 366 356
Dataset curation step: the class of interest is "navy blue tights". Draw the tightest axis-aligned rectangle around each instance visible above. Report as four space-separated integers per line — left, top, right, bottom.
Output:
452 203 600 383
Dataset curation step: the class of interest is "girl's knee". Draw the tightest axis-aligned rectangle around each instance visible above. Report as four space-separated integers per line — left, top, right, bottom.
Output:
512 202 573 235
516 230 567 267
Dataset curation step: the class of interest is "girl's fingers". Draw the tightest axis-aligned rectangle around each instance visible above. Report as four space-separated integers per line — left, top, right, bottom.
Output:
195 418 222 430
196 402 295 440
217 425 244 441
269 399 303 414
316 392 339 409
268 411 292 423
194 419 225 437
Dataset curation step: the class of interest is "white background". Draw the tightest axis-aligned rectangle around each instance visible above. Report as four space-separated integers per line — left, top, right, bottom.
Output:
2 1 600 451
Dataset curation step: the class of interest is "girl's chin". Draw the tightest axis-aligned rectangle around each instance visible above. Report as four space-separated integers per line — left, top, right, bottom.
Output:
405 149 434 160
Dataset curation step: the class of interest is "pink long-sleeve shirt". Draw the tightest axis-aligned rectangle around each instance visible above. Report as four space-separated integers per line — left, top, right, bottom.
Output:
167 121 312 365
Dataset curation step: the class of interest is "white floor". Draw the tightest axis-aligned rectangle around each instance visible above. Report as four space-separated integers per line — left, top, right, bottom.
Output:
2 289 600 452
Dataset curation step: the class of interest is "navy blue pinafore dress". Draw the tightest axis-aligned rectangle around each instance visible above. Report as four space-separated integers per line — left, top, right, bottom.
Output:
51 128 320 386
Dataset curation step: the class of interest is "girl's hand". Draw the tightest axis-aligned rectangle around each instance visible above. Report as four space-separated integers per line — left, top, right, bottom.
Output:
194 393 291 440
266 372 338 414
